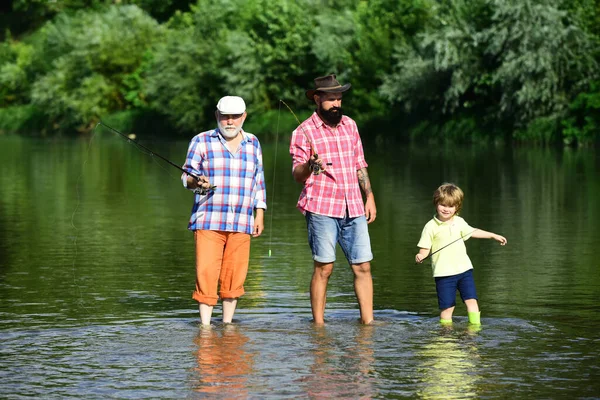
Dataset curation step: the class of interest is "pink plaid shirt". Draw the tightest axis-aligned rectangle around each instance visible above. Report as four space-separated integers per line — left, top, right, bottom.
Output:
290 112 368 218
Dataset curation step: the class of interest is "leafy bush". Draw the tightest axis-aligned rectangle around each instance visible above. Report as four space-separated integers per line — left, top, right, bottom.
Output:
146 0 318 134
0 36 36 106
0 104 47 134
380 0 598 142
561 81 600 146
514 116 560 145
29 5 163 132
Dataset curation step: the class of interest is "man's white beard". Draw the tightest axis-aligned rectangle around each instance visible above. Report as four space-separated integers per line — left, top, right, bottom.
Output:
218 121 243 139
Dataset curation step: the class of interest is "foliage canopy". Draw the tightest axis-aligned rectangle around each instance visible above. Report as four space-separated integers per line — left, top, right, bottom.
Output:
0 0 598 144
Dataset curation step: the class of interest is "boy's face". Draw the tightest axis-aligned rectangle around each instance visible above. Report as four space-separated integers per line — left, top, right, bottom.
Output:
436 203 457 222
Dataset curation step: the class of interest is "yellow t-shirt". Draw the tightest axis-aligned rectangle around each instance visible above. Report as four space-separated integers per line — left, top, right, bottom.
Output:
417 215 475 277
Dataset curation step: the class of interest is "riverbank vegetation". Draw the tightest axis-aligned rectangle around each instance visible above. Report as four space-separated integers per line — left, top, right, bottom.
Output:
1 0 598 145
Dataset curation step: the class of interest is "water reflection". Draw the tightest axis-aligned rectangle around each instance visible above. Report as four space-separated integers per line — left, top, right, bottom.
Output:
303 324 377 398
191 325 254 397
417 325 481 399
1 137 600 398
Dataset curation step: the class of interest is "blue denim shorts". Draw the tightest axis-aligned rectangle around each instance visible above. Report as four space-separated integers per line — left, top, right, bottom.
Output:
435 269 478 309
305 212 373 264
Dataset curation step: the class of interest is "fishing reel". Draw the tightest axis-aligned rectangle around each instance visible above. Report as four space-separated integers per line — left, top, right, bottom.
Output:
309 155 323 175
193 184 217 195
311 163 323 175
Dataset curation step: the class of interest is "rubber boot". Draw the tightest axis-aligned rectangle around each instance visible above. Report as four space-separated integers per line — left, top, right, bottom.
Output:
468 311 481 325
440 318 453 325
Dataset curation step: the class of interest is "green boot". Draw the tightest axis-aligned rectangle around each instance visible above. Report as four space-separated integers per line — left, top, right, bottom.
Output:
440 318 453 324
468 311 481 325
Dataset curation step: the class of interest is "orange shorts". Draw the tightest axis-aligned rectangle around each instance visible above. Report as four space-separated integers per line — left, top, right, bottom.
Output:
192 230 251 306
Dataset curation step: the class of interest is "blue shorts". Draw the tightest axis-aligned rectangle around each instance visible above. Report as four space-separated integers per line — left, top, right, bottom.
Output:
305 212 373 264
435 269 478 310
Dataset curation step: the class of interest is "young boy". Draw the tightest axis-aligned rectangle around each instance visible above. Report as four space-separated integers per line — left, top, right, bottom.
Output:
415 183 507 325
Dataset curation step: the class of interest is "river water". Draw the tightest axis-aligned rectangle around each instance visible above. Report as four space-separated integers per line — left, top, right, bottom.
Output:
0 133 599 399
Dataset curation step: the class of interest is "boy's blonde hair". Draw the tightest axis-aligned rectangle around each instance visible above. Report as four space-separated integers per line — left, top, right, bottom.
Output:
433 183 464 214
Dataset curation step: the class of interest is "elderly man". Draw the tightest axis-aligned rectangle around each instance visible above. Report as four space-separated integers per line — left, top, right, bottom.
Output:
290 74 377 325
182 96 267 326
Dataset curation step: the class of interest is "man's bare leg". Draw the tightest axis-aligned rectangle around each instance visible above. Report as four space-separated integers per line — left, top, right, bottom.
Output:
310 261 334 324
352 262 374 324
222 298 238 323
199 303 213 326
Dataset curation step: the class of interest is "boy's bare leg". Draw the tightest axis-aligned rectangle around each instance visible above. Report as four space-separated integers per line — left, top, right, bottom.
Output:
440 306 455 322
352 262 374 324
310 262 334 324
465 299 479 313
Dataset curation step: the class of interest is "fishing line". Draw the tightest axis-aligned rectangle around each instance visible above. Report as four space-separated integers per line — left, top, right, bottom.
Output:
280 99 325 174
267 99 311 257
69 123 101 314
420 229 479 262
96 121 214 190
267 102 283 257
70 121 214 312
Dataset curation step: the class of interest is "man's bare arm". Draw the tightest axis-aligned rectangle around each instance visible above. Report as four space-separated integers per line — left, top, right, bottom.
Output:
357 168 373 196
358 167 376 223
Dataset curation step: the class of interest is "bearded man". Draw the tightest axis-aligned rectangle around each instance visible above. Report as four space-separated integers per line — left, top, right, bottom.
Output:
289 74 377 325
182 96 267 326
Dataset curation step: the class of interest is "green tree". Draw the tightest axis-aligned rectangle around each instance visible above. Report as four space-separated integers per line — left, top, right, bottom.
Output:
3 0 194 38
0 36 35 106
482 0 597 127
146 0 318 133
561 80 600 145
29 5 163 131
380 0 598 142
379 0 491 139
349 0 433 123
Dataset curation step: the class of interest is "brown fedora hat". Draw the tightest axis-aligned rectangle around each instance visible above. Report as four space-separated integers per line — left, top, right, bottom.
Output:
305 74 351 100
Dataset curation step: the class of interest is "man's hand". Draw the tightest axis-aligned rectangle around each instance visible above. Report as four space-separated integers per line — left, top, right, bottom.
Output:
186 174 211 189
253 209 264 237
309 153 325 175
365 195 377 224
187 175 215 194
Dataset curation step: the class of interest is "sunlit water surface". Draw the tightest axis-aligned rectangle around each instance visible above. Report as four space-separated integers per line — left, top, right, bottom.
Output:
1 134 599 398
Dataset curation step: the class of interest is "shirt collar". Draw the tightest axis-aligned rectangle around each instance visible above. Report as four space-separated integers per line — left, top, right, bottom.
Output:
212 128 248 143
433 215 455 225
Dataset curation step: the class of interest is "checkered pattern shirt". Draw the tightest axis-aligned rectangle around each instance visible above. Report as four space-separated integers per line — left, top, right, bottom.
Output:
290 112 368 218
182 129 267 234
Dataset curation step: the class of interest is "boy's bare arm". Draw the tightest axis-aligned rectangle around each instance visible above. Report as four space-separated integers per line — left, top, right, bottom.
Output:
471 229 507 245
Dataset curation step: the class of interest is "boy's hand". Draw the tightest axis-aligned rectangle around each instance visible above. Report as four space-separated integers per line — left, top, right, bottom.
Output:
494 234 507 245
415 254 424 263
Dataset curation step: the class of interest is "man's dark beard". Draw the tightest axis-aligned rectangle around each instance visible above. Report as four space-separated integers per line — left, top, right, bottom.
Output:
319 105 343 126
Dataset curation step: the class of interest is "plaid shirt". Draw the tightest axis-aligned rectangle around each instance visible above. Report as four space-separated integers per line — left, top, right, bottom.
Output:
290 112 368 218
182 129 267 234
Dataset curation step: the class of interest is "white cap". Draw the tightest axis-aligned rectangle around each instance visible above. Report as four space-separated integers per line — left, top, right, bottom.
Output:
216 96 246 114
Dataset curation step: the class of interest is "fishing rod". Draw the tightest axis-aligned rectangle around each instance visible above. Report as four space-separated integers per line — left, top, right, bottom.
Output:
420 229 479 262
266 100 324 257
280 99 330 175
97 121 216 194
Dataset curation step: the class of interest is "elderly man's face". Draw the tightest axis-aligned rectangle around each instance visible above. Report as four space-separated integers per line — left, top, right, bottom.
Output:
216 112 246 139
316 92 343 125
